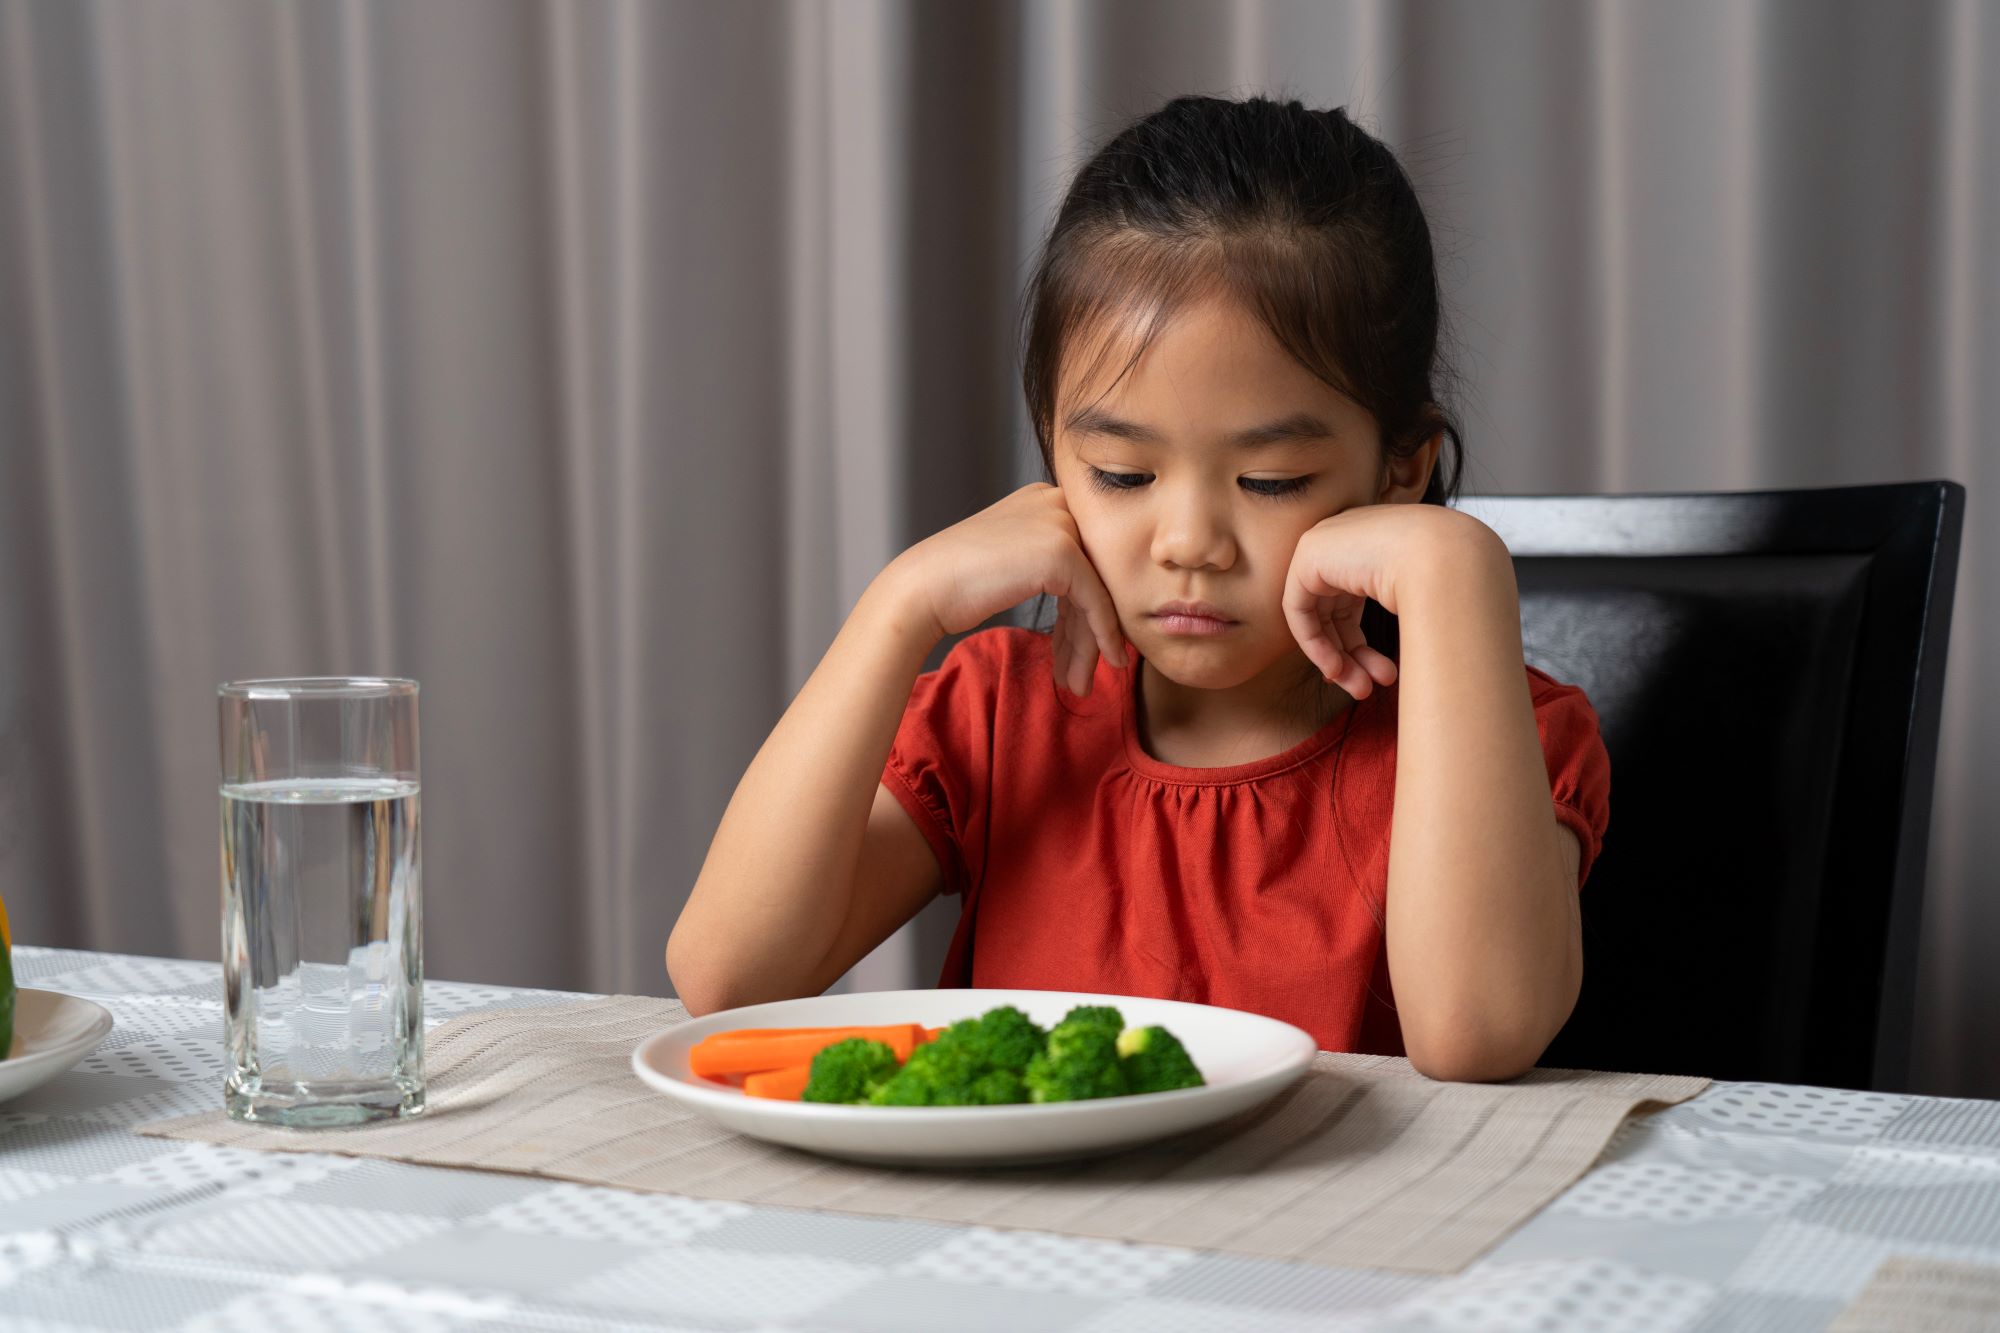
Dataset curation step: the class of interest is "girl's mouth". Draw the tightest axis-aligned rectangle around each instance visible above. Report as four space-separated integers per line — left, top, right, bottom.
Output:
1150 613 1236 636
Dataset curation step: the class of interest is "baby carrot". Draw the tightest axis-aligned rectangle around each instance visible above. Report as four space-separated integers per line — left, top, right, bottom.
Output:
688 1024 925 1077
742 1063 815 1100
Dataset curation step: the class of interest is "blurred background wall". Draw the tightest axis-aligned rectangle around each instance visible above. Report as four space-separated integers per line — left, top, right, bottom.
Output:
0 0 1993 1095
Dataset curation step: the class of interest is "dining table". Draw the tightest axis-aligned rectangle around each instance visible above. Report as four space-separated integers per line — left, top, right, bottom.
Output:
3 944 1998 1331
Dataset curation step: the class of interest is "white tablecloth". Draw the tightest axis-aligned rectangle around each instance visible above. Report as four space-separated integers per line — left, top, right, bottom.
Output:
2 946 1997 1331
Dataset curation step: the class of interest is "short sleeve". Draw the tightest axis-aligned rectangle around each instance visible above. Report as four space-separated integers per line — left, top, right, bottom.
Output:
1528 669 1612 889
881 634 999 897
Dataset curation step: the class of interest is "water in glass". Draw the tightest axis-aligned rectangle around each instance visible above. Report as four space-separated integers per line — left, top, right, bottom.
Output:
221 774 423 1125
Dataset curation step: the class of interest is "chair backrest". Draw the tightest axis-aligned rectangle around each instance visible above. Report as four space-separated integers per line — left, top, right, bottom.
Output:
1453 482 1964 1092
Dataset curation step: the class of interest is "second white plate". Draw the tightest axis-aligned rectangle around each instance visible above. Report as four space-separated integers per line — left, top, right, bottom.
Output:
0 989 115 1103
631 988 1317 1167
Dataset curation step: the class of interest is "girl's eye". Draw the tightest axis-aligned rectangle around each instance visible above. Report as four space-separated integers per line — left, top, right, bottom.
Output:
1240 476 1314 499
1084 467 1315 499
1086 467 1151 493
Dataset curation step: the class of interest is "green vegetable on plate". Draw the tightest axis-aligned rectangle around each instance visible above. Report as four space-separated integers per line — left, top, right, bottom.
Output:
799 1003 1206 1108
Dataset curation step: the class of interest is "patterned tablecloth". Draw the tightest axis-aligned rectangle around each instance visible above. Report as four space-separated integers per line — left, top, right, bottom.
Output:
2 947 1997 1332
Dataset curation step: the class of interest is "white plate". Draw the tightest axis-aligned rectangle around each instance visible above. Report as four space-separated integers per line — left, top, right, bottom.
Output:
630 988 1317 1167
0 989 115 1103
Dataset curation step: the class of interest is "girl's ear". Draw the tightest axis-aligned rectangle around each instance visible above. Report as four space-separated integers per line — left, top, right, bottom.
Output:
1377 430 1442 505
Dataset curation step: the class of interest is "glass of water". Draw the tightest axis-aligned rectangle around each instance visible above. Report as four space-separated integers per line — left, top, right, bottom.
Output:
219 677 423 1125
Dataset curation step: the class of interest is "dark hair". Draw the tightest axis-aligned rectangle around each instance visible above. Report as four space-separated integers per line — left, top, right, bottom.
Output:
1021 93 1463 507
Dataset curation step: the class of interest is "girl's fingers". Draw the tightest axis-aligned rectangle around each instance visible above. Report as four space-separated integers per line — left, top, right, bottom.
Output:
1040 505 1127 679
1332 611 1397 687
1284 580 1383 699
1054 595 1092 696
1326 648 1376 700
1350 644 1398 687
1084 590 1128 673
1289 616 1363 697
1056 560 1127 686
1063 598 1091 696
1067 598 1093 695
1304 637 1372 700
1050 597 1072 690
1282 588 1342 679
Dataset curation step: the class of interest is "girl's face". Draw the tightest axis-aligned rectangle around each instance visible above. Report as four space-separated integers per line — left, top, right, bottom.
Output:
1052 292 1423 696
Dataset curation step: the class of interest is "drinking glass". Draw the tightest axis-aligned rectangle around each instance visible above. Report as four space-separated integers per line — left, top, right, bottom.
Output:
218 677 423 1125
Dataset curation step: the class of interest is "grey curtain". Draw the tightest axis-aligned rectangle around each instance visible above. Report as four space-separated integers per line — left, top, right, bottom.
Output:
1 0 1994 1096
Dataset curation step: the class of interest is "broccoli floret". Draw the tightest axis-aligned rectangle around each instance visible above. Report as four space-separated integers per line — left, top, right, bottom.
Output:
814 1025 1044 1105
1056 1004 1124 1038
800 1038 902 1104
864 1063 941 1106
864 1040 963 1105
866 1037 1027 1106
969 1067 1030 1103
919 1006 1045 1068
861 1006 1045 1106
1115 1025 1205 1094
967 1005 1046 1072
1024 1019 1127 1102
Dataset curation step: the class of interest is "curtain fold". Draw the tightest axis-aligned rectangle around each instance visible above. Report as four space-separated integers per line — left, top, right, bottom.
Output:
0 0 1993 1094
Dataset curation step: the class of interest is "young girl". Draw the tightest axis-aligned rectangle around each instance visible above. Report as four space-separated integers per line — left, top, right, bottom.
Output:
669 95 1610 1083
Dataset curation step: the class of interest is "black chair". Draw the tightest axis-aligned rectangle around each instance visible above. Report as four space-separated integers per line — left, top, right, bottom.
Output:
1451 481 1964 1092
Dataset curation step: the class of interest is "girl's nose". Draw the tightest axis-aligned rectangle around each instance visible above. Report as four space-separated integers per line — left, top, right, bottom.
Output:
1150 487 1236 572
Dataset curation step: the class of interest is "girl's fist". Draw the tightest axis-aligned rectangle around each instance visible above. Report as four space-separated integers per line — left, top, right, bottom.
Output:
892 483 1127 696
1282 503 1505 700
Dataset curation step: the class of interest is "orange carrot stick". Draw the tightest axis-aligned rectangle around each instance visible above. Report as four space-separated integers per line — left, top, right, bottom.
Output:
743 1063 815 1100
688 1024 925 1077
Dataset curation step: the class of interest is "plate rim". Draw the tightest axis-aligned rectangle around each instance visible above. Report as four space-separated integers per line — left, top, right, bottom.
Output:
4 988 115 1074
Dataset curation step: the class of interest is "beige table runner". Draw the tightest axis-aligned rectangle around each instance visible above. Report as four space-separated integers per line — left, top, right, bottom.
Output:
139 996 1708 1274
1829 1258 2000 1333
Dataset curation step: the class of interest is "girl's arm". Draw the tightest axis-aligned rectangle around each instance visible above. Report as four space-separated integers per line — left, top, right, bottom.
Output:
668 484 1126 1016
667 567 941 1015
1382 516 1581 1081
1286 505 1582 1082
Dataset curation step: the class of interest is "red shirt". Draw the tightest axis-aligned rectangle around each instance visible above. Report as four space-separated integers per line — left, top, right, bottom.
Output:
882 626 1612 1055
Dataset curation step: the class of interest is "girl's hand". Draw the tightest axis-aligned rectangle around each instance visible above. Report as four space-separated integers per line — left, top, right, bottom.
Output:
889 483 1128 696
1282 503 1508 700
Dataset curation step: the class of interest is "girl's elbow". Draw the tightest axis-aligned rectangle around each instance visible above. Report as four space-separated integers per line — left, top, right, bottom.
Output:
1407 1040 1540 1083
1403 1016 1558 1083
670 972 734 1020
1404 970 1580 1082
665 936 817 1017
665 934 726 1017
677 992 725 1020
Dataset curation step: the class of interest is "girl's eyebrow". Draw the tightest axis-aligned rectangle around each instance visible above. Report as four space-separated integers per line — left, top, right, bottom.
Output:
1065 406 1338 447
